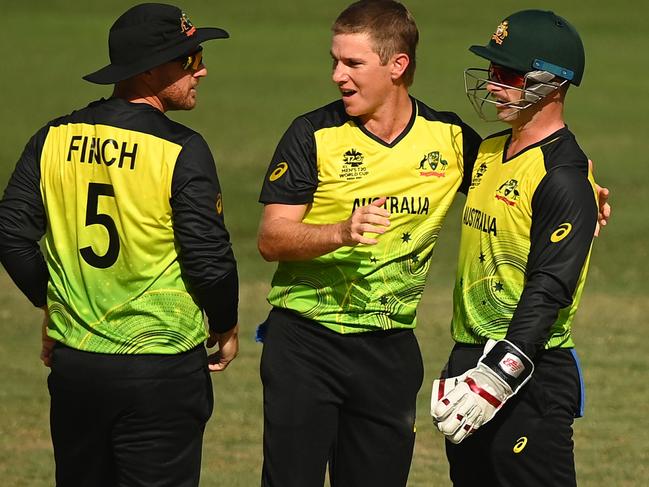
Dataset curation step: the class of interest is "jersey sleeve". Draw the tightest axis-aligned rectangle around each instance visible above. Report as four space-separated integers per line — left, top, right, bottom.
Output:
458 122 482 195
171 134 238 333
0 127 50 307
505 166 597 357
259 116 318 205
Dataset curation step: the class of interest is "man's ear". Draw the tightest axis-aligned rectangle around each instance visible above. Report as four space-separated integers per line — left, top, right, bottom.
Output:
390 53 410 81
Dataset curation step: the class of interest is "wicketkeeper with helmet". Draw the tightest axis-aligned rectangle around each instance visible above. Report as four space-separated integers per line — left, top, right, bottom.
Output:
431 10 600 486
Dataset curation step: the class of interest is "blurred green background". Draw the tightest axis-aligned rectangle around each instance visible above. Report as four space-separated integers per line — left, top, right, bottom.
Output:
1 0 647 485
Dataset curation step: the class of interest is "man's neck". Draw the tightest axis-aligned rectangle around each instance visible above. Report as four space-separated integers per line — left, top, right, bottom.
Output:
507 100 565 159
360 88 412 144
112 81 165 112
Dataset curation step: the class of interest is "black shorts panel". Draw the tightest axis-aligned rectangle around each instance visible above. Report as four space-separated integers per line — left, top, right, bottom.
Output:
260 308 424 487
48 345 213 487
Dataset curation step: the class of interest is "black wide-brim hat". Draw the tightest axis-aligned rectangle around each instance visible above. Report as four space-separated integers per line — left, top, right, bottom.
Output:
84 3 229 85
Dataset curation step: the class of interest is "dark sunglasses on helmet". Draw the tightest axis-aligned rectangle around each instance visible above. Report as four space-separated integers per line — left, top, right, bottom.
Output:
178 48 204 71
488 64 526 87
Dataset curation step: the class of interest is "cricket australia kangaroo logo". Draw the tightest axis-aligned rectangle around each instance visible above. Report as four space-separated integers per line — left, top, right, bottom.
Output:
180 12 196 36
495 179 520 206
340 148 368 181
418 151 448 177
492 20 509 45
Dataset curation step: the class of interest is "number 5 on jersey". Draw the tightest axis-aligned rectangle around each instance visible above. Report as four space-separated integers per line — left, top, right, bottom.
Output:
80 182 120 268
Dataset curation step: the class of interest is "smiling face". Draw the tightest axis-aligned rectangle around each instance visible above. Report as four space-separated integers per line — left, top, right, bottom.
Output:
331 32 399 121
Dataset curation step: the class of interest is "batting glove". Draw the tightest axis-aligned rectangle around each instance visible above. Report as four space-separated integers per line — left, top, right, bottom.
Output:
431 339 534 444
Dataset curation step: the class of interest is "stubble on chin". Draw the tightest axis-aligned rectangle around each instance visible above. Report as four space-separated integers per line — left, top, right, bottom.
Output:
159 84 197 111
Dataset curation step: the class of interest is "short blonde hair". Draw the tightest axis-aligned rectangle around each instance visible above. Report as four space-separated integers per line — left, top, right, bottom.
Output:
332 0 419 86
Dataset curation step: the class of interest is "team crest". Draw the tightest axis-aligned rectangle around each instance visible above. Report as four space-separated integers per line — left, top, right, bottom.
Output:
470 162 488 189
418 151 448 177
495 178 519 206
492 20 509 45
180 12 196 36
340 148 369 180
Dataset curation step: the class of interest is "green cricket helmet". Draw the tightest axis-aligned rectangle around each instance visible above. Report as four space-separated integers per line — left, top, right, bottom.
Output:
470 9 585 86
464 10 585 121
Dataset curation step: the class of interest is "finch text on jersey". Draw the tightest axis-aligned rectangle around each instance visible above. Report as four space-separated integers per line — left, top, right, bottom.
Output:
67 135 138 170
463 206 497 236
352 196 430 215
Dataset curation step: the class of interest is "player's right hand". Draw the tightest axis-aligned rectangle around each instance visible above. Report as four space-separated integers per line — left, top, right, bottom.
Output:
431 372 467 418
207 324 239 372
339 196 391 246
431 340 533 444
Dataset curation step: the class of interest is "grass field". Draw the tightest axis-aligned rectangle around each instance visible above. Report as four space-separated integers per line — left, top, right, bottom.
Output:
1 0 648 485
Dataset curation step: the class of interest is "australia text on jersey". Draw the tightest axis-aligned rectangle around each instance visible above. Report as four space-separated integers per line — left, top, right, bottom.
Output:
352 196 430 215
463 205 497 236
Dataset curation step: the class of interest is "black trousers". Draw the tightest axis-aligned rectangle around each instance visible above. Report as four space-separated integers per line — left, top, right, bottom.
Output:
443 344 584 487
260 308 424 487
48 344 213 487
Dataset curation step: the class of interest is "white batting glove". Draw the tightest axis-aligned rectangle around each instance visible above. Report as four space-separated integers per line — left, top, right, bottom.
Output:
431 339 534 444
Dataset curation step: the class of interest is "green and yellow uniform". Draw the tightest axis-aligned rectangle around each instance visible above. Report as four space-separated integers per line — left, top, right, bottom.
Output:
452 127 597 355
0 97 238 354
260 98 481 333
258 97 480 486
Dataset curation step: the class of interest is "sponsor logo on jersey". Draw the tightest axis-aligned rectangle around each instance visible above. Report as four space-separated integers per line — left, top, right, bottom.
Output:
269 161 288 181
216 193 223 215
498 353 525 377
67 135 138 170
550 222 572 243
513 436 528 453
340 148 369 180
180 12 196 36
462 206 497 236
492 20 509 45
352 196 430 215
417 151 448 177
469 162 488 189
495 178 520 206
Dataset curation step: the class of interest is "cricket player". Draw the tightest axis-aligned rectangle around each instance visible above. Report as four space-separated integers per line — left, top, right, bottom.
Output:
256 1 481 485
0 4 238 486
431 10 599 487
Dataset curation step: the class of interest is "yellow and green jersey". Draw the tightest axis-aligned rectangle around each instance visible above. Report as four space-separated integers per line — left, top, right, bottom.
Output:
0 97 238 354
451 127 597 356
259 98 480 333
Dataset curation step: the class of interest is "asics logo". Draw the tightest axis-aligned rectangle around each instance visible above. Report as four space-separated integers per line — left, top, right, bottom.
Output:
269 162 289 181
550 223 572 243
513 436 528 453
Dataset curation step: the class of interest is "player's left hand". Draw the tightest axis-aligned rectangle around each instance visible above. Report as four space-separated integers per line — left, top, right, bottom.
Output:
40 308 56 368
431 340 534 443
207 324 239 372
